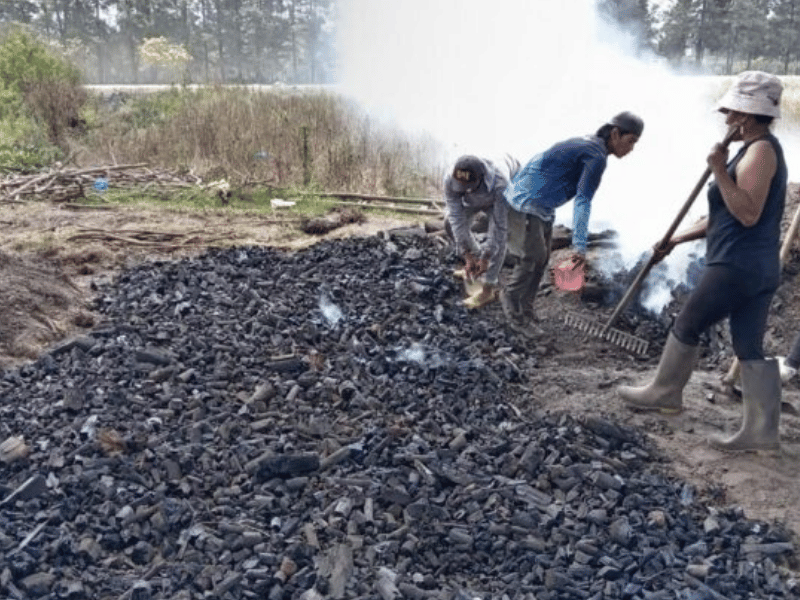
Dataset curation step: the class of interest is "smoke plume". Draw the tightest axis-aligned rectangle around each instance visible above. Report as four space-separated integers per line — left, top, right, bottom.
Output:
336 0 800 311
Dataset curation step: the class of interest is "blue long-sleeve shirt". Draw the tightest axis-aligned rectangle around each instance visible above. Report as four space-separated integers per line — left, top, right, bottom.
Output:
504 135 608 255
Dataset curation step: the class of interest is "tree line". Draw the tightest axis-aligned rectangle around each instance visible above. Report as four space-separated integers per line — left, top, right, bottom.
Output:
2 1 798 85
601 0 800 74
0 0 335 85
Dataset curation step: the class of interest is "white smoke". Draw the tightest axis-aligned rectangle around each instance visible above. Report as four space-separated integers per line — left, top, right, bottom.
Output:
336 0 800 311
396 342 446 368
398 342 426 364
319 293 344 326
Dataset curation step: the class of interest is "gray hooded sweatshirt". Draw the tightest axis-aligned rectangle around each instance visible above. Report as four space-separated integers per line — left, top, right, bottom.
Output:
443 157 511 285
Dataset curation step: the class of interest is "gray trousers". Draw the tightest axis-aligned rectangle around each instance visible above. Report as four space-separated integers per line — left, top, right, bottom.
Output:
504 213 552 318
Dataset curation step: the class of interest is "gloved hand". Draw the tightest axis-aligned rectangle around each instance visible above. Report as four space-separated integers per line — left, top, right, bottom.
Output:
568 252 586 269
566 253 588 281
464 282 499 309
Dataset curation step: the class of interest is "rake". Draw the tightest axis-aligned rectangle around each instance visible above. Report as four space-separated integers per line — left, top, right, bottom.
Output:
565 126 739 356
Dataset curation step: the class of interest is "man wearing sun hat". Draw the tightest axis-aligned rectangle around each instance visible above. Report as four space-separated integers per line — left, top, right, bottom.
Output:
618 71 788 453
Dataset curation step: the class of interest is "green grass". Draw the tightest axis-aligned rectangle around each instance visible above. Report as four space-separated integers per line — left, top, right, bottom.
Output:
0 140 62 174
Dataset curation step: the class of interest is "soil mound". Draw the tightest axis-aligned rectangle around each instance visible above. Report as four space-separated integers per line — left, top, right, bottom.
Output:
0 250 94 367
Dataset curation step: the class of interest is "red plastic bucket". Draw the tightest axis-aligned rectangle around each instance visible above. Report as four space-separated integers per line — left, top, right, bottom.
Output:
553 257 585 292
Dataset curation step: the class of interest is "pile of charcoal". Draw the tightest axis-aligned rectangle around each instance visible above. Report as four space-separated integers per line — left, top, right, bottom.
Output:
0 230 797 599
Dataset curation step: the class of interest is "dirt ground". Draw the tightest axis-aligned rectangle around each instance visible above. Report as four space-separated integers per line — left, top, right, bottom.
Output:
1 196 800 551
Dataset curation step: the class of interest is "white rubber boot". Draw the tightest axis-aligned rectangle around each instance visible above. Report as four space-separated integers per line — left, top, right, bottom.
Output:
618 331 699 413
710 359 781 452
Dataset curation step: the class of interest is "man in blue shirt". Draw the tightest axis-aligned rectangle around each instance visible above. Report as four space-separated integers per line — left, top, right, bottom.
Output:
501 111 644 337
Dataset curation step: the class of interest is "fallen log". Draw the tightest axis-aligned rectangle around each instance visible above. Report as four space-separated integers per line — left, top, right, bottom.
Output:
301 207 367 235
60 204 117 211
65 227 237 250
299 191 439 206
328 200 441 217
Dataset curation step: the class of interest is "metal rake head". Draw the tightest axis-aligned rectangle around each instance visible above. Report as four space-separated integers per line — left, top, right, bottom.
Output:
564 311 650 356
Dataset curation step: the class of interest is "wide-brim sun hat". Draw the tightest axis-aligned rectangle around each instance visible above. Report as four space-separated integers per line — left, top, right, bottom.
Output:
717 71 782 118
449 155 483 193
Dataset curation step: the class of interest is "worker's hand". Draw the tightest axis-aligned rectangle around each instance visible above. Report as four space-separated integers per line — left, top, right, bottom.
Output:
463 252 478 281
550 252 587 293
652 239 677 263
707 142 729 174
568 253 586 270
474 257 489 277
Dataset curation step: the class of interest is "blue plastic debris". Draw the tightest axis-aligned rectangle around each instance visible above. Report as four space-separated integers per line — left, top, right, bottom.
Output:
93 178 109 192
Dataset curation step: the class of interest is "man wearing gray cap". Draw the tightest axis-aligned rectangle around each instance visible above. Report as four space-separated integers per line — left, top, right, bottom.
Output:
444 155 519 309
502 111 644 337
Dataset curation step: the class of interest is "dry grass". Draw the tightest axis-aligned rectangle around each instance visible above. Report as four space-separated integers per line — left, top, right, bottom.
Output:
79 87 442 198
0 248 91 361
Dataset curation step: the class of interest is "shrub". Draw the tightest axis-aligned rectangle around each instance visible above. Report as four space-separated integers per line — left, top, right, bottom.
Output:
0 27 85 150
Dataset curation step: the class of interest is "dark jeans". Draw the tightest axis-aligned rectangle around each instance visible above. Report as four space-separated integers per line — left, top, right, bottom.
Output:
503 214 552 319
673 263 777 360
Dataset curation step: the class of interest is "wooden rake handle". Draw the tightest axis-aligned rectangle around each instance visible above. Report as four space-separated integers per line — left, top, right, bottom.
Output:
602 126 739 334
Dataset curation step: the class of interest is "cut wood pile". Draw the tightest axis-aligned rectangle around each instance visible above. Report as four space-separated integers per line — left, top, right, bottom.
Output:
66 227 236 251
0 232 797 599
0 164 203 204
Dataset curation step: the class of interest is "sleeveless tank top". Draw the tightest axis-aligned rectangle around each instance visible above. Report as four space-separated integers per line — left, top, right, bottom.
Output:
705 133 787 285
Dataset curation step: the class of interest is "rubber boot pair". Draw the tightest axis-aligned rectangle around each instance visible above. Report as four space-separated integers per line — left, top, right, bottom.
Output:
618 333 781 452
617 331 699 414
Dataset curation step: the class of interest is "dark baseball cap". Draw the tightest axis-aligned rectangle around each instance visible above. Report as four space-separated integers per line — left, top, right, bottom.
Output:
450 155 484 193
608 111 644 137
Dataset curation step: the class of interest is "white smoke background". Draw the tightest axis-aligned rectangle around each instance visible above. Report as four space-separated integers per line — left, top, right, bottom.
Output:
336 0 800 313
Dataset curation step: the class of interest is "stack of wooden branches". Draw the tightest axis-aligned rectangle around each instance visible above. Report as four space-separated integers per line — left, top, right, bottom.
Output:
65 227 236 251
0 164 203 204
